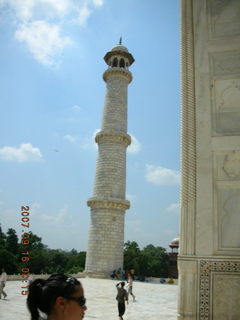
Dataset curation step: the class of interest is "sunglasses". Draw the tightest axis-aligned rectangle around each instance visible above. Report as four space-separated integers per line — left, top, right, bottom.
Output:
67 296 86 307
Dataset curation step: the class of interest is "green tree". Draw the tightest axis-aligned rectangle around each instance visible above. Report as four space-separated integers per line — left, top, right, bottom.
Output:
0 249 18 273
141 244 169 277
67 266 84 274
27 250 51 274
0 227 88 275
50 250 68 272
65 251 86 273
28 232 47 250
18 231 49 274
0 225 6 249
123 242 169 278
18 231 47 258
70 249 78 256
123 241 140 274
6 228 19 255
138 251 151 276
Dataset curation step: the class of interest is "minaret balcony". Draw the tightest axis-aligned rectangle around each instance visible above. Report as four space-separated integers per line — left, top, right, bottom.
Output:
103 67 132 83
95 131 131 147
87 197 130 211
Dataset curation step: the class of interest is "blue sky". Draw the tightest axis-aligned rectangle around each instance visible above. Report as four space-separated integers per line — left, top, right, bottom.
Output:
0 0 180 252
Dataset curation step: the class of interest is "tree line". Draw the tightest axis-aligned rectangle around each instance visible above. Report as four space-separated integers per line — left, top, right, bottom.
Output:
0 225 169 277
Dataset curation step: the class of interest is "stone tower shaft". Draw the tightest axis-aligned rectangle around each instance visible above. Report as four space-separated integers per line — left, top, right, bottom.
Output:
85 44 134 275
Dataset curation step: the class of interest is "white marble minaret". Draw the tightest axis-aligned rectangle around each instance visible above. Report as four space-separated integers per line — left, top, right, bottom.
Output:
85 41 134 276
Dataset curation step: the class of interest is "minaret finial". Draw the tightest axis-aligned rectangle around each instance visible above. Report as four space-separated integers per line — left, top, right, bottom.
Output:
119 37 122 45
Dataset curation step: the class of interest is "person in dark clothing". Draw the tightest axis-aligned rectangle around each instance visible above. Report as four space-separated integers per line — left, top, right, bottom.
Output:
110 270 119 280
116 282 128 320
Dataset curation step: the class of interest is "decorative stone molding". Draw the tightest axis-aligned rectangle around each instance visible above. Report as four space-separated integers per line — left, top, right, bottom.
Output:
103 68 132 83
199 260 240 320
87 197 130 211
180 0 196 256
181 0 196 206
95 131 131 147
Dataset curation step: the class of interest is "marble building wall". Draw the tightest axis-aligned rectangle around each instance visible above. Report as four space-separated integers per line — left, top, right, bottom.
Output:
178 0 240 319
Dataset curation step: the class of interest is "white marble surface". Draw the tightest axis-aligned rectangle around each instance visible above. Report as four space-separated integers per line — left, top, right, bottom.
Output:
0 278 178 320
179 1 240 319
213 274 240 320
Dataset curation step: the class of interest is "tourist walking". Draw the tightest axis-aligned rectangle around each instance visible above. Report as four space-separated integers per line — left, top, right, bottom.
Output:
116 281 128 320
27 273 34 287
0 268 7 299
27 273 87 320
127 271 136 302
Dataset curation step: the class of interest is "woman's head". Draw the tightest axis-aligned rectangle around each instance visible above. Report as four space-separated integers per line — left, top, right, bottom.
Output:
27 273 86 320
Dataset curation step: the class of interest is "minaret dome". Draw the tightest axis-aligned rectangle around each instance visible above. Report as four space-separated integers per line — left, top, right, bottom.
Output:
104 42 135 69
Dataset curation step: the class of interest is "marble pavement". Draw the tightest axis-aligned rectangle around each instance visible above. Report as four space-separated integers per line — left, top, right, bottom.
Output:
0 278 178 320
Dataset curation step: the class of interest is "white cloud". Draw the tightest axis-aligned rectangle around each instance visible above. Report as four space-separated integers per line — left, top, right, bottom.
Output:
63 134 77 143
74 0 104 25
81 128 100 150
128 134 141 154
0 0 71 22
1 0 104 66
75 4 91 26
0 143 43 162
72 105 82 111
41 0 71 14
2 0 35 21
40 204 69 224
30 204 88 250
92 0 103 7
126 193 136 203
15 21 72 66
166 203 180 213
145 165 180 185
31 202 41 216
92 128 101 140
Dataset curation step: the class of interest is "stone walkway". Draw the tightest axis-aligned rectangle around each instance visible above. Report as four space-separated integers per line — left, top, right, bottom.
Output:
0 278 178 320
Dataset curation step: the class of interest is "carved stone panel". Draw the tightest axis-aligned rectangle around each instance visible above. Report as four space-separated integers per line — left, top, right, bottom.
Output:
216 150 240 180
215 79 240 112
200 260 240 320
217 187 240 249
210 52 240 78
208 0 240 39
212 78 240 135
213 274 240 320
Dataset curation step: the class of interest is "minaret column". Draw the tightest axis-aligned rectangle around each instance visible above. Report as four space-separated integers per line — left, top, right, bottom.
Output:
85 43 134 276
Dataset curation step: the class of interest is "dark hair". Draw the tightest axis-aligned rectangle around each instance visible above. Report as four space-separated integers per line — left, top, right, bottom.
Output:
27 274 81 320
121 281 125 287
